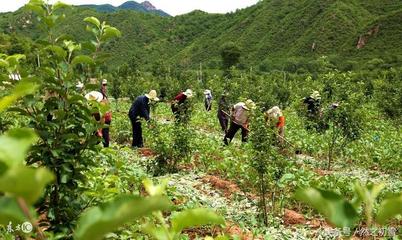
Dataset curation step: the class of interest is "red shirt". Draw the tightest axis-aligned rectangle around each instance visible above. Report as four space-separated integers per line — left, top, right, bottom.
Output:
277 116 285 128
174 92 187 104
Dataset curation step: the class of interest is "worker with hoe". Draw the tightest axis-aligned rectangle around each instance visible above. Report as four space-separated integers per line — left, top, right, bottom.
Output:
171 89 194 122
265 106 285 146
128 90 160 148
303 90 326 131
217 91 230 134
223 99 256 145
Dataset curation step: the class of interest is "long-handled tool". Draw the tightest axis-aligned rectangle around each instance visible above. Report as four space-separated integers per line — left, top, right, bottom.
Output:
222 109 299 150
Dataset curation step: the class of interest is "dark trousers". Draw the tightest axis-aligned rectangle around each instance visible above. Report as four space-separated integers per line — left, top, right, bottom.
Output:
102 127 109 147
217 110 229 133
130 119 143 148
224 121 248 145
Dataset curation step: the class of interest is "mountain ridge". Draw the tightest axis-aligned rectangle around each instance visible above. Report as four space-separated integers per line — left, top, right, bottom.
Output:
80 1 170 17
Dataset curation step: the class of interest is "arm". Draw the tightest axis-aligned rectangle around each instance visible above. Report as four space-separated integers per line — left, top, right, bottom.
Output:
141 101 150 121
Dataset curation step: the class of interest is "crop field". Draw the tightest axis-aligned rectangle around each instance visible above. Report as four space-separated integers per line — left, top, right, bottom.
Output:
0 0 401 239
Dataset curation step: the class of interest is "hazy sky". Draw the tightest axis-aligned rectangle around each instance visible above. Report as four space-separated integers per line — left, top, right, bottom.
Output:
0 0 259 16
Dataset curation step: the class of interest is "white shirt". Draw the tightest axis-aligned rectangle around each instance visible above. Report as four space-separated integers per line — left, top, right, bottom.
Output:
232 102 249 125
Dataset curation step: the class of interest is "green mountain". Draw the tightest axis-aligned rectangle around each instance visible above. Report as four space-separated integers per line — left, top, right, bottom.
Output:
1 0 402 71
80 1 170 17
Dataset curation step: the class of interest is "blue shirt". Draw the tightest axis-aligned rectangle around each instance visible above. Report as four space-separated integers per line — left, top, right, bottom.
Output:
128 95 150 121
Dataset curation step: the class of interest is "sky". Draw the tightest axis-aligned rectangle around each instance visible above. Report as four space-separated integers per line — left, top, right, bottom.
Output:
0 0 259 16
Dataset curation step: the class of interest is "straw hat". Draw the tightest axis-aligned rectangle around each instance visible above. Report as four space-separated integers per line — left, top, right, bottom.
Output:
102 79 108 85
183 89 193 98
203 89 211 95
85 91 103 102
76 82 84 89
310 91 321 100
145 90 160 101
243 99 256 111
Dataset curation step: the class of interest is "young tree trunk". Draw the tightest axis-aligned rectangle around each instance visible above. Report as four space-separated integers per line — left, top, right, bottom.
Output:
260 172 268 226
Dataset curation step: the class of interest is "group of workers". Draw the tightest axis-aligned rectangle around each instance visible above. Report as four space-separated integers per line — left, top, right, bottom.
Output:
83 82 330 150
129 88 286 148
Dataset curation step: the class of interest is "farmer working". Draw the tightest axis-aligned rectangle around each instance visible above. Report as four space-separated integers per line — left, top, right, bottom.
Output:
100 79 112 147
171 89 193 122
217 92 230 134
223 99 255 145
85 91 107 146
303 90 327 131
303 90 321 118
204 89 213 111
265 106 285 146
129 90 159 148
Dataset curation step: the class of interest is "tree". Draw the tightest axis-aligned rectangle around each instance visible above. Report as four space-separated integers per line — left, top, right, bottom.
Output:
220 42 241 76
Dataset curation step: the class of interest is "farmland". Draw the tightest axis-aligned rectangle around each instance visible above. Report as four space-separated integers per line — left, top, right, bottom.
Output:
0 0 401 239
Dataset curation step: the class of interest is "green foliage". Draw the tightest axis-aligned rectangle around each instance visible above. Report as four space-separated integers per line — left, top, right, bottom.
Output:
171 208 225 234
249 111 284 225
74 195 172 240
375 68 402 123
220 42 241 72
376 195 402 224
295 188 359 228
9 1 122 232
295 182 402 228
0 197 27 225
141 179 225 240
4 0 402 71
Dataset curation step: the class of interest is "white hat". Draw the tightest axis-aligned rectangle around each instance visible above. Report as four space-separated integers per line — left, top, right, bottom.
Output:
145 89 160 101
203 89 211 95
310 91 321 100
266 106 282 118
102 79 108 85
243 99 256 111
85 91 103 102
76 82 84 89
183 89 193 98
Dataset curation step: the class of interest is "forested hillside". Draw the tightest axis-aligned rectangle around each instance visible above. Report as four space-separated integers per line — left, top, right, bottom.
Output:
1 0 402 71
0 0 401 239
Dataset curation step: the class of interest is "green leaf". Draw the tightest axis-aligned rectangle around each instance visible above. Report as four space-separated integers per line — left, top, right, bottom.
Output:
84 17 100 28
295 188 359 228
354 182 385 204
171 208 225 234
71 55 94 66
5 54 26 70
0 59 9 68
0 128 37 167
0 197 28 225
25 1 46 16
376 195 402 224
74 195 172 240
143 178 168 196
101 27 121 41
0 79 39 113
0 166 54 204
52 1 70 11
46 45 67 59
142 223 172 240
